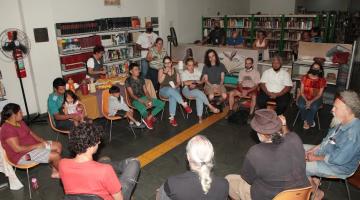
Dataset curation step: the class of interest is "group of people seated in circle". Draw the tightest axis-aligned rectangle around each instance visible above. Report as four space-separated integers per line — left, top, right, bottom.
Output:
0 26 359 199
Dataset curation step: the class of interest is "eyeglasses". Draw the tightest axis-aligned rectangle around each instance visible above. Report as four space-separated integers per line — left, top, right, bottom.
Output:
164 62 172 65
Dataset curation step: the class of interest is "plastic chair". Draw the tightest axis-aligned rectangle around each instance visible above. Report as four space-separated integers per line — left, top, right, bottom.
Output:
3 150 39 199
48 112 70 140
272 186 312 200
64 194 103 200
101 89 135 142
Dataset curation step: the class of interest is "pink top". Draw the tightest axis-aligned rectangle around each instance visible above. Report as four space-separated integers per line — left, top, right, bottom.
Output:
59 159 122 200
0 121 39 164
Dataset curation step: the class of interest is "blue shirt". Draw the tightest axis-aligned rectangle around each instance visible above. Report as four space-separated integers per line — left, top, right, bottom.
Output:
226 36 244 46
47 92 64 116
317 118 360 176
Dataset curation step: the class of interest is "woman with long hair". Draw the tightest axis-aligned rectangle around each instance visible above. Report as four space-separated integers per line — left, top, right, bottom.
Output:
147 37 167 91
0 103 62 178
157 135 229 200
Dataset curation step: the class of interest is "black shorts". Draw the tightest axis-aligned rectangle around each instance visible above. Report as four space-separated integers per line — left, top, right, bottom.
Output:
115 110 127 118
55 119 74 131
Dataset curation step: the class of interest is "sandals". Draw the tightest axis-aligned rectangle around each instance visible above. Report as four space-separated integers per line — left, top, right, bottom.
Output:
303 121 310 130
210 107 220 114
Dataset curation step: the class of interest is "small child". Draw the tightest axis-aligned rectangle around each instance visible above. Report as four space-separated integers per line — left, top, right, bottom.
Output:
108 86 144 128
63 90 86 126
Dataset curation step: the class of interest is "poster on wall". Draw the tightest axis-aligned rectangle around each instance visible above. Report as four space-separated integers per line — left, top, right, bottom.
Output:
104 0 120 6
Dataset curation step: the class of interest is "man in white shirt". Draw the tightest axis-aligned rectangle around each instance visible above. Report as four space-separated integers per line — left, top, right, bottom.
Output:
257 56 292 115
136 22 158 78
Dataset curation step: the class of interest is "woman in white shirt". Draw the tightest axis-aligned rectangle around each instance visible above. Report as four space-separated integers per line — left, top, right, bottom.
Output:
182 58 220 123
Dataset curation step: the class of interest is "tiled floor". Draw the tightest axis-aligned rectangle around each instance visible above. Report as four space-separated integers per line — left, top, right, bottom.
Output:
0 104 359 200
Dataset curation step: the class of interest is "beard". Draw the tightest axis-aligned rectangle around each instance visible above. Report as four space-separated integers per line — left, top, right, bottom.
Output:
330 116 341 128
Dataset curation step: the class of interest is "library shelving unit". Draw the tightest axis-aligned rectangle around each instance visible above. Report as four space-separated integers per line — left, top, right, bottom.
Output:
55 17 159 83
201 14 338 60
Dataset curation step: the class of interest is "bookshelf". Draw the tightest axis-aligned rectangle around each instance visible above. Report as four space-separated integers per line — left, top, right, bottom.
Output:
201 14 338 60
55 16 159 83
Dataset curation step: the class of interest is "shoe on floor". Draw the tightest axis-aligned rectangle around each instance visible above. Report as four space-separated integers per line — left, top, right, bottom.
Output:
130 123 146 129
169 118 178 127
142 118 153 130
310 122 316 128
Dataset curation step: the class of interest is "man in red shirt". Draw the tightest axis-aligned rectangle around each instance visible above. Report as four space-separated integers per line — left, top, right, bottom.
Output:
0 103 62 178
59 123 140 200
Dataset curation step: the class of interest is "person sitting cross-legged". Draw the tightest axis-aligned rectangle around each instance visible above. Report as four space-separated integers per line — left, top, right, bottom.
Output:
226 109 309 200
158 56 192 126
0 103 62 178
304 91 360 200
59 123 140 200
125 63 165 130
227 57 260 118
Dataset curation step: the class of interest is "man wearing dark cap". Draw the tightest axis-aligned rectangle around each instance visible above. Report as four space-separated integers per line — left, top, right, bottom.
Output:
226 109 309 200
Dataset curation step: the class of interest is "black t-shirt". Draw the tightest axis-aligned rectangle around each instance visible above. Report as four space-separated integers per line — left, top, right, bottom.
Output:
125 76 145 98
164 171 229 200
202 63 228 84
240 132 310 200
208 28 225 45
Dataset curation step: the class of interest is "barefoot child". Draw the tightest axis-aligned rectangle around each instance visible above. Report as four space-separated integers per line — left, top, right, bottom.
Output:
62 90 86 126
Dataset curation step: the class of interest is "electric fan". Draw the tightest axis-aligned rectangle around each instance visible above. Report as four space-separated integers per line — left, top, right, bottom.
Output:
167 27 178 57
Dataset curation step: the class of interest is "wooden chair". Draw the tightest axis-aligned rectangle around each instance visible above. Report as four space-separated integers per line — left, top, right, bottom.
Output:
3 149 39 199
272 186 312 200
47 112 70 140
101 89 135 142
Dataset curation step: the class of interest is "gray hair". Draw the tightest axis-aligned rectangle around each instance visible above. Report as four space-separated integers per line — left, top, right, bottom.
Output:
272 55 283 64
186 135 214 194
339 90 360 118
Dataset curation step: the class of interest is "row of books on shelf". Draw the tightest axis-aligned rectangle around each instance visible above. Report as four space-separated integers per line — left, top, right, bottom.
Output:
100 32 134 47
56 17 159 36
57 35 102 53
203 18 225 28
285 19 313 30
103 47 140 63
227 18 251 28
105 60 141 77
255 18 281 29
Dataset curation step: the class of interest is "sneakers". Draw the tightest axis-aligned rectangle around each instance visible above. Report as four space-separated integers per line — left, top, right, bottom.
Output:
169 117 178 127
142 118 153 130
184 106 192 114
130 122 146 129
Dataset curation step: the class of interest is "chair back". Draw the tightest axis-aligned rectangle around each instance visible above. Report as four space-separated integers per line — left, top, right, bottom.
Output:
101 90 111 117
1 143 38 169
145 79 156 98
272 186 312 200
47 112 70 135
64 194 103 200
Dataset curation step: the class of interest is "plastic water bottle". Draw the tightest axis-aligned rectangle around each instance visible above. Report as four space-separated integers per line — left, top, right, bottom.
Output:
31 178 39 190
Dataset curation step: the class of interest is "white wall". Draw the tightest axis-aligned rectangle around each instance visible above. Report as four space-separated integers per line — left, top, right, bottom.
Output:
250 0 296 14
0 0 249 115
0 0 39 115
301 0 350 12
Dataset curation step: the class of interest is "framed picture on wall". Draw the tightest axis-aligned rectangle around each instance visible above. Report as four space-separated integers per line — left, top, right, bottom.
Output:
104 0 120 6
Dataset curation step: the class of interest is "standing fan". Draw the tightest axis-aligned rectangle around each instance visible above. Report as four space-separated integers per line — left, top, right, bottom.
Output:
167 27 178 57
0 28 39 123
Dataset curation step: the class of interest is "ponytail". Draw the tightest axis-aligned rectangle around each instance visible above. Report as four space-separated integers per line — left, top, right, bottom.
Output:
198 161 214 194
1 103 21 126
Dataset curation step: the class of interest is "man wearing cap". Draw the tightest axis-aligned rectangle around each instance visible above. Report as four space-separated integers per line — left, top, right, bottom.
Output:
304 90 360 200
225 109 309 200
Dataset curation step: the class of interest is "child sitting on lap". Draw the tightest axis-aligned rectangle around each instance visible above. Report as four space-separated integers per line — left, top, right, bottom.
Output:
62 90 86 126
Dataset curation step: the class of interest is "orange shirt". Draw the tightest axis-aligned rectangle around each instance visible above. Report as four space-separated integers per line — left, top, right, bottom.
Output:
301 75 326 101
59 159 121 200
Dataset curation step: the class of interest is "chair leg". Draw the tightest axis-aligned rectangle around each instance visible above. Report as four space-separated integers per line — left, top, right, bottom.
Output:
345 180 352 200
292 110 300 127
180 105 186 119
312 177 322 200
187 100 191 119
129 125 136 139
161 109 164 121
109 120 113 142
27 168 32 199
317 111 321 130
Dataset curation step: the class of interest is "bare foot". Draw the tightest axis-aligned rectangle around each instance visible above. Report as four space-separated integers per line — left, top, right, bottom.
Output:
50 168 60 179
313 189 324 200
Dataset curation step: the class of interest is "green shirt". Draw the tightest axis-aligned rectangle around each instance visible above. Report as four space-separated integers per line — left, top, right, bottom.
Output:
47 92 64 117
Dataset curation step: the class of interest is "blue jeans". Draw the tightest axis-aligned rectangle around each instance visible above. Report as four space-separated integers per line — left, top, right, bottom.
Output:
303 145 349 179
159 87 183 117
141 59 149 78
101 158 140 200
297 96 322 125
182 87 209 117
